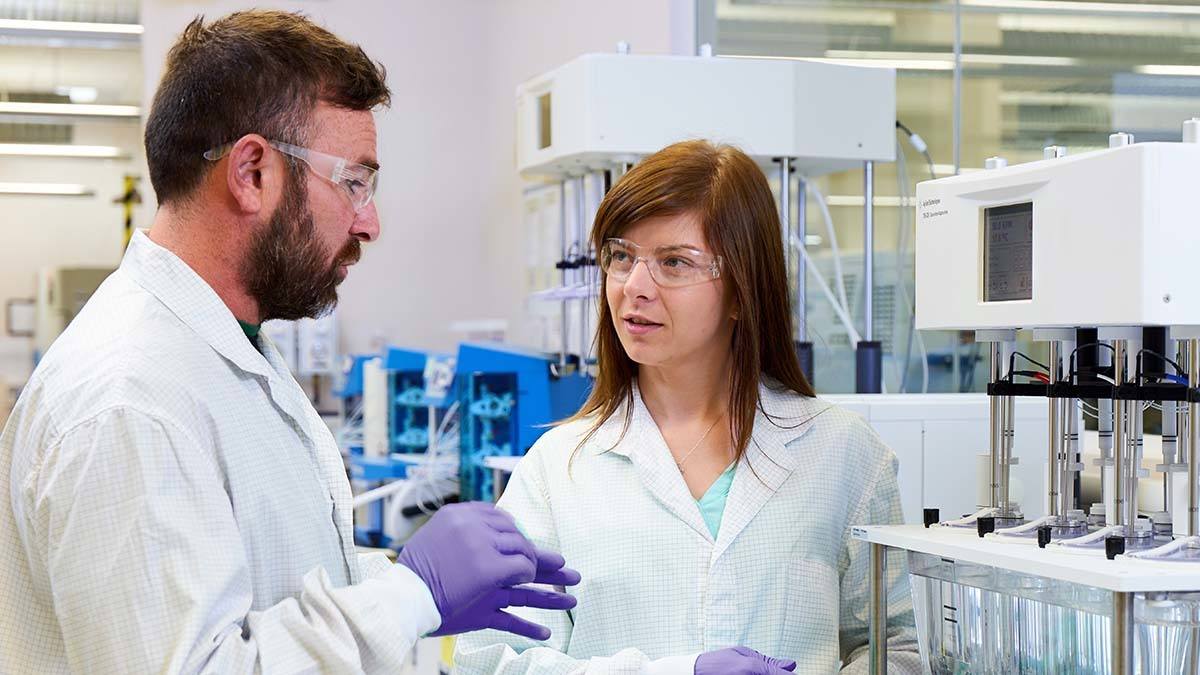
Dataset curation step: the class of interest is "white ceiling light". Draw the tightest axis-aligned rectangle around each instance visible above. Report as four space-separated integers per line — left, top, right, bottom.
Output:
724 53 952 71
0 182 95 196
0 102 140 118
824 50 1078 68
0 18 143 35
812 57 954 72
0 144 126 159
825 195 917 208
54 85 99 104
931 164 983 176
1136 65 1200 77
963 0 1200 17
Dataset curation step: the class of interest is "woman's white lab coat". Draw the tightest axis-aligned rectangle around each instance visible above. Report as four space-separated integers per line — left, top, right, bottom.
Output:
455 380 921 674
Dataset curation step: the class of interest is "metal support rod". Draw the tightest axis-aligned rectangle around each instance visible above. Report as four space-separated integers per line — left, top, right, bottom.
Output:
1190 339 1199 537
952 0 962 175
1061 395 1077 516
868 543 887 675
1181 342 1191 469
1112 591 1134 675
797 176 808 342
778 158 791 262
492 468 505 503
577 174 591 376
993 341 1003 509
1002 392 1015 513
558 180 569 370
1134 389 1145 522
1164 395 1177 511
1113 340 1129 531
778 158 792 335
863 161 875 342
1048 341 1062 518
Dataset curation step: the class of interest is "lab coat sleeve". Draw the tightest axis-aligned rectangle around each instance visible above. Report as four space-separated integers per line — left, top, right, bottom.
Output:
18 406 441 674
453 450 698 675
357 550 397 580
835 430 923 674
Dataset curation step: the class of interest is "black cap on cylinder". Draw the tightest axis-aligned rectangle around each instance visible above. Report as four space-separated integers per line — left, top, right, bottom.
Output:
1105 536 1126 560
1037 525 1052 548
977 516 996 538
923 508 940 528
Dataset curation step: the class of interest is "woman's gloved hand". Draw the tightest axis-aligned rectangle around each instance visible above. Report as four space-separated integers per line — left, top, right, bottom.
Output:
695 646 797 675
397 501 581 640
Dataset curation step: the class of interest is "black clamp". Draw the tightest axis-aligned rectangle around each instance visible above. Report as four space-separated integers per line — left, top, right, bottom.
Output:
977 516 996 538
923 508 940 529
1036 525 1052 549
1105 536 1126 560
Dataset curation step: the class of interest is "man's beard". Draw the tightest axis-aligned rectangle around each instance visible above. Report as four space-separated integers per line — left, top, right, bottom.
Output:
242 170 361 322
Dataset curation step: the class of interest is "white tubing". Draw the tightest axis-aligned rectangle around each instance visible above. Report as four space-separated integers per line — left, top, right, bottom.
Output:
894 144 930 393
940 506 999 527
806 182 850 316
792 235 861 347
354 478 414 509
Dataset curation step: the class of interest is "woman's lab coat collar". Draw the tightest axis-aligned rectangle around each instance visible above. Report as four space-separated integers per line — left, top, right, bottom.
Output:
585 378 832 552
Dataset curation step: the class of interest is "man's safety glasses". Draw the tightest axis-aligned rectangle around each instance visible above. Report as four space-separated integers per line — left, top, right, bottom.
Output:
203 140 378 212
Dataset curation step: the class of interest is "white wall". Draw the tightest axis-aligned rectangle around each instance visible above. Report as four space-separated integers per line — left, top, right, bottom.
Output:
0 43 142 385
138 0 694 359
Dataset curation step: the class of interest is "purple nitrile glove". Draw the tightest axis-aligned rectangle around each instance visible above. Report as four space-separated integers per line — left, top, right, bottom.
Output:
396 501 581 639
695 646 797 675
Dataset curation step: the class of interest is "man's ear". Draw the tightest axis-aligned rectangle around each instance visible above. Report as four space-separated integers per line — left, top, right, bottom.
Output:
224 134 276 216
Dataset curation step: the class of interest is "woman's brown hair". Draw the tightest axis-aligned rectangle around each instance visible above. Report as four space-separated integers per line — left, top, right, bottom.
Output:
567 140 816 463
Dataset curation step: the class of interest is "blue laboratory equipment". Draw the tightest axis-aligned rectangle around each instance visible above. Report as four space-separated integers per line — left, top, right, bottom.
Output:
387 348 439 453
456 342 590 502
336 354 373 453
345 348 456 547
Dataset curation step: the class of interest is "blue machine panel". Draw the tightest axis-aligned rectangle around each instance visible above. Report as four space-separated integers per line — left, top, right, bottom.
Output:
456 342 591 501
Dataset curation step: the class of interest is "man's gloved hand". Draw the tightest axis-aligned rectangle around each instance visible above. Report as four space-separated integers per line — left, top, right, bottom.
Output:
695 646 797 675
397 501 581 639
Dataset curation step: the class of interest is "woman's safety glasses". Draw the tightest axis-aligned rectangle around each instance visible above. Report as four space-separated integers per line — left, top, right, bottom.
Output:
203 140 378 212
599 237 722 288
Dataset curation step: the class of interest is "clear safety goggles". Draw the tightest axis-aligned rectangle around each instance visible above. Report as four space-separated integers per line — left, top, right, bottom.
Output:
600 237 722 288
203 139 378 212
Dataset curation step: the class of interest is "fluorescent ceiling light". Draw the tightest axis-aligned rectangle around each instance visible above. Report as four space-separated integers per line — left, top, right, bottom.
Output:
825 195 917 208
722 53 950 71
825 50 1078 68
0 18 143 35
54 85 99 104
1136 65 1200 77
0 143 126 158
0 182 95 196
963 0 1200 16
0 102 140 117
811 57 953 71
930 164 983 176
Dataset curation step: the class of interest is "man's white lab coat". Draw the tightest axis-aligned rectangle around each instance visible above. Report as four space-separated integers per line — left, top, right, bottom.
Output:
0 230 439 673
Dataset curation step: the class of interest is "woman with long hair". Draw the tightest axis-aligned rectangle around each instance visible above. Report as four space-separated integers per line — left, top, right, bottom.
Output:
456 140 918 674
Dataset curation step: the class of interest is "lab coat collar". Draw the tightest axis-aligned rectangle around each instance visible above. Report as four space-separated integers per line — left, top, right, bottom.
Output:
587 378 829 549
121 230 278 382
121 230 359 582
716 381 830 557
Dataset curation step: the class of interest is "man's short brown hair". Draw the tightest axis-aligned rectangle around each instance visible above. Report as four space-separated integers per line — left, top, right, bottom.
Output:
143 11 391 205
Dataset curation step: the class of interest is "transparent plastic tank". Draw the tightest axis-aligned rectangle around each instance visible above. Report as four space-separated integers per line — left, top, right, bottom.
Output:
908 551 1200 674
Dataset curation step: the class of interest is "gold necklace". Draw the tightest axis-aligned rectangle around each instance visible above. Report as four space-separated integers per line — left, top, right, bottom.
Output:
674 415 723 474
